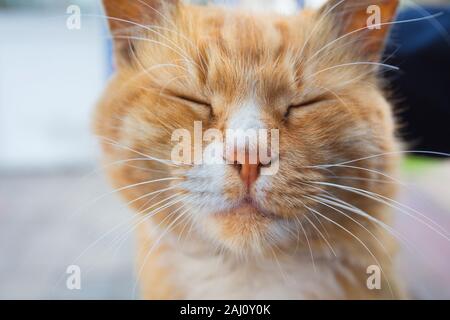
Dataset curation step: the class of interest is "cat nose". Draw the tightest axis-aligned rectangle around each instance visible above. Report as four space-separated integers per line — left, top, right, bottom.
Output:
239 161 260 189
224 150 262 188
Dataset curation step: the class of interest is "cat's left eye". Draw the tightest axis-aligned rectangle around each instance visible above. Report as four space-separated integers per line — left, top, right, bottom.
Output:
285 96 326 118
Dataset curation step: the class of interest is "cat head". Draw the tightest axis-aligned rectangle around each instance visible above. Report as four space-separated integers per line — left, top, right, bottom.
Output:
96 0 399 256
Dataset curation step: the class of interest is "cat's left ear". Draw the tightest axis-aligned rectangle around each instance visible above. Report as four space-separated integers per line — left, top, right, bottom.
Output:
102 0 180 67
319 0 399 61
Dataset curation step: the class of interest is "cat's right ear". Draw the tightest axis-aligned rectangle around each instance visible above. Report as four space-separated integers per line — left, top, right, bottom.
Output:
102 0 179 67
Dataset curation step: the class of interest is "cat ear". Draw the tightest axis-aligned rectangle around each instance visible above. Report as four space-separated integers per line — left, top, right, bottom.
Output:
102 0 179 66
319 0 399 61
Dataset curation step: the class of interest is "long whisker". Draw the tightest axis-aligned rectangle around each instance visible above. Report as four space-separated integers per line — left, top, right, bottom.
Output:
295 180 415 252
303 212 337 257
96 135 188 167
99 157 171 173
302 203 394 297
323 175 398 185
319 46 401 88
269 246 289 283
404 0 450 46
307 13 443 64
159 75 190 95
53 158 172 210
297 199 337 257
85 13 201 68
131 46 195 90
176 213 194 244
313 194 414 251
111 194 190 256
317 150 450 167
87 176 181 206
312 181 450 240
69 176 181 220
294 215 316 272
313 163 405 185
306 195 394 264
317 180 450 238
71 189 184 264
103 2 208 75
297 0 347 62
126 185 180 208
134 0 193 46
307 83 352 113
308 207 331 238
135 0 178 31
132 204 191 298
305 62 399 80
111 35 199 70
134 0 208 75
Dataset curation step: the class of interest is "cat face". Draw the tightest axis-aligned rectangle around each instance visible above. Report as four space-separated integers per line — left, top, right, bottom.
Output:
96 0 399 256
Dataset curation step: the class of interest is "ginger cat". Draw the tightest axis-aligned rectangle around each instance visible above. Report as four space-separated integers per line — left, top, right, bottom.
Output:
95 0 405 299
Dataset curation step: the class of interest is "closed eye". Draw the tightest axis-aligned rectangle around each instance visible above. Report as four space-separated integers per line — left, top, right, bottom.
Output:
173 93 211 108
285 95 329 118
170 93 213 117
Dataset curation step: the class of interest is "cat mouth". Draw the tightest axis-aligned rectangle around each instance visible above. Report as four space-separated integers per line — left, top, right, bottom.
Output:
217 197 279 219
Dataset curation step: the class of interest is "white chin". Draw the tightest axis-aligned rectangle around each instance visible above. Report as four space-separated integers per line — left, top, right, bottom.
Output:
201 211 289 256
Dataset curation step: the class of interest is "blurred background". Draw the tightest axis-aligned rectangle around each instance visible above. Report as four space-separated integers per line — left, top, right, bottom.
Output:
0 0 449 299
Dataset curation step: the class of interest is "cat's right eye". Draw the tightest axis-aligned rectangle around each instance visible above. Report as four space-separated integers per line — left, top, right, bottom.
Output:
172 94 213 115
175 94 211 108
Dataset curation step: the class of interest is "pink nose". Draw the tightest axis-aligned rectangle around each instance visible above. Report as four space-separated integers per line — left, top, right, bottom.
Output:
225 150 261 188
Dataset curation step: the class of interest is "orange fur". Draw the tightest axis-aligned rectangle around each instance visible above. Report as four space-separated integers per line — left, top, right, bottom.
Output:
96 0 405 299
